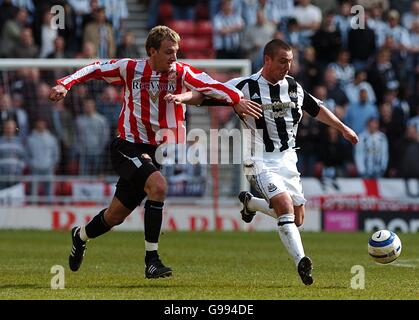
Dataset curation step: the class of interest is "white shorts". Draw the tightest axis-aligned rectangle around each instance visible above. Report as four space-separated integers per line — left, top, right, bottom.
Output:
243 150 306 206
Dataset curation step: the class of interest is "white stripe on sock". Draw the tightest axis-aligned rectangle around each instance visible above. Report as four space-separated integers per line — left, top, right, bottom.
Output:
145 241 158 251
79 226 89 242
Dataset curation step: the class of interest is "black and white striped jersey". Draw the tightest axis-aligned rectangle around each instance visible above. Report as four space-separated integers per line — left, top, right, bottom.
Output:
225 72 321 153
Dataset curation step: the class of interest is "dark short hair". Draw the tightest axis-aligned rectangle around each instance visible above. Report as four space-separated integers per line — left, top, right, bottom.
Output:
263 39 292 59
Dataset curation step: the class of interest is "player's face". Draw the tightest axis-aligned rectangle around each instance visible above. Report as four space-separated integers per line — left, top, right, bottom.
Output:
265 49 293 83
150 39 179 72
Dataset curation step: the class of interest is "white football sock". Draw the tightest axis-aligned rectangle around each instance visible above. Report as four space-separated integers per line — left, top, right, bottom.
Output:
247 196 277 218
277 214 305 266
79 226 89 242
145 241 158 251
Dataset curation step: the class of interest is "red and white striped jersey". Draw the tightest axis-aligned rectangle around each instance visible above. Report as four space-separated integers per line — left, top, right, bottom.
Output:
57 59 243 145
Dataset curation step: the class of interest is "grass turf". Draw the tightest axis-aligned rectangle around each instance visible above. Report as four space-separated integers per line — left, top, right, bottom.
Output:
0 230 418 300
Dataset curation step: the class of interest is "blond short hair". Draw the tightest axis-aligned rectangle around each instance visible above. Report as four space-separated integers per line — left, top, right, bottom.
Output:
145 25 180 56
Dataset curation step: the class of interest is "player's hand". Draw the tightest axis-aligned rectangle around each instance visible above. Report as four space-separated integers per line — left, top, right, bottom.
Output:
49 84 68 101
164 93 183 104
342 126 359 145
233 99 262 119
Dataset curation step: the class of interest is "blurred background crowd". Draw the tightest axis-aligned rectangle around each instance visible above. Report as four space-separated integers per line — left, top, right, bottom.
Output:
0 0 418 199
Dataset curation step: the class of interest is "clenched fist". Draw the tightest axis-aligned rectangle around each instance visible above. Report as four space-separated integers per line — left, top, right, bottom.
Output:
49 84 68 101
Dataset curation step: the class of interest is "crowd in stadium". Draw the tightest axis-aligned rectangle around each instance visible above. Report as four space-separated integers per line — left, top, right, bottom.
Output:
0 0 418 196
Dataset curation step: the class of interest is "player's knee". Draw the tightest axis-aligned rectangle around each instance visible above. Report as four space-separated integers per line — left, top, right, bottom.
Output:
271 193 294 215
145 173 167 200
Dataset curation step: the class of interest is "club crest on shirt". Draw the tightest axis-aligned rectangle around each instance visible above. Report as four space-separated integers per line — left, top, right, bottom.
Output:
267 183 277 192
149 81 160 101
289 91 298 103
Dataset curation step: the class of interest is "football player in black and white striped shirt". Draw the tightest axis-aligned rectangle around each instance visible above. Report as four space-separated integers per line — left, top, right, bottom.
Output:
165 39 359 285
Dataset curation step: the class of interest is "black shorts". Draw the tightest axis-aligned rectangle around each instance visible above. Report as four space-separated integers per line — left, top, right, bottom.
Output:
110 138 160 210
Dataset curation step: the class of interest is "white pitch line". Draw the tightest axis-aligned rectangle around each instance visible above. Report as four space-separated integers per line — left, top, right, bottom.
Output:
389 259 419 268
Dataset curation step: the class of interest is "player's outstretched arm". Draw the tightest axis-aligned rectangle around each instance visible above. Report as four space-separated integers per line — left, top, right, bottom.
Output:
49 84 68 101
316 105 359 145
165 91 262 119
164 91 205 105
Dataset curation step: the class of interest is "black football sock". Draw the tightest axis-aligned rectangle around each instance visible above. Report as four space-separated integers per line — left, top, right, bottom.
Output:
144 200 164 263
85 209 112 239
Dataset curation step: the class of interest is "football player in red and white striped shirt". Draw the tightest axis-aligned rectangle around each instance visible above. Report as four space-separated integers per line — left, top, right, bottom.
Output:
49 25 262 278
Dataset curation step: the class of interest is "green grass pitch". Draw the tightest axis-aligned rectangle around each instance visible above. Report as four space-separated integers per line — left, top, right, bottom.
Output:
0 230 418 299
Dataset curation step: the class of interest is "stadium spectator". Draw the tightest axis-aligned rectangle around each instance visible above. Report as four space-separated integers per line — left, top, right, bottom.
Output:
285 18 310 52
46 36 70 59
345 70 377 105
399 124 419 178
10 92 29 138
385 9 412 80
213 0 245 59
11 27 38 58
116 32 141 59
171 0 198 21
367 48 400 105
344 88 379 134
323 67 349 109
328 49 355 87
38 9 58 58
333 0 352 48
27 118 60 203
310 10 342 66
241 8 276 73
0 93 18 135
75 40 97 58
383 88 410 120
0 93 28 139
401 0 419 31
347 11 377 71
51 99 77 175
298 46 321 92
75 98 109 175
355 116 389 178
48 25 261 279
317 126 349 179
83 6 115 58
368 4 388 48
296 109 321 177
0 119 25 189
0 0 18 35
167 39 359 285
0 8 28 58
32 82 54 131
380 101 406 176
96 86 120 134
292 0 322 39
98 0 128 43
